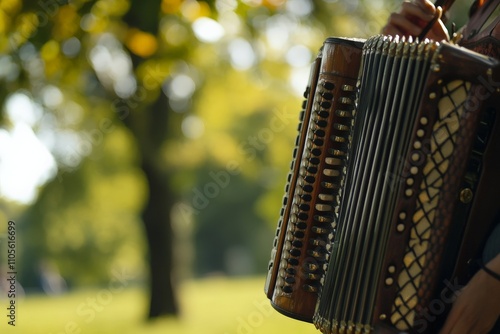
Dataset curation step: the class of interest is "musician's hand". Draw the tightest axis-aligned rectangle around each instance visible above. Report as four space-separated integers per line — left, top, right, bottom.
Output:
440 254 500 334
381 0 449 41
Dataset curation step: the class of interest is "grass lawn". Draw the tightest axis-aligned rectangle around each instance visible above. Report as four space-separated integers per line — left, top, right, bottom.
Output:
0 276 318 334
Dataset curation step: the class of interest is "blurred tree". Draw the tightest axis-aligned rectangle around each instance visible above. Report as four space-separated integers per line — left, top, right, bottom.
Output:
0 0 185 319
18 124 146 289
120 0 180 318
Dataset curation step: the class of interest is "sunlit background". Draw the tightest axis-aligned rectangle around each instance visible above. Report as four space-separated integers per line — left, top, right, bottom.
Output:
0 0 471 333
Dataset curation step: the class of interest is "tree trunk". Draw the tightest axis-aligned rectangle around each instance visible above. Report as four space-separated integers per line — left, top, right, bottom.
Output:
141 160 179 318
122 0 180 320
124 94 180 319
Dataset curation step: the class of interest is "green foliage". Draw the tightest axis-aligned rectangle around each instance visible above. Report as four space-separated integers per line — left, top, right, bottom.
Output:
19 125 147 286
1 0 473 289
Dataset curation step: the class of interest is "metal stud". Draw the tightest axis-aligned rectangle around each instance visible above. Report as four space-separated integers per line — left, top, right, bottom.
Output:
459 188 473 204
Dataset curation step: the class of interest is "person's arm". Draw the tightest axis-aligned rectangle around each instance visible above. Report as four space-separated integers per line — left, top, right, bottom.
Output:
440 254 500 334
381 0 449 41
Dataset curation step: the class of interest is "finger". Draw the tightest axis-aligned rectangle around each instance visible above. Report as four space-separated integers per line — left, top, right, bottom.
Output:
387 12 425 36
440 301 466 334
442 297 479 334
428 19 450 40
417 0 438 13
401 0 436 22
429 8 450 40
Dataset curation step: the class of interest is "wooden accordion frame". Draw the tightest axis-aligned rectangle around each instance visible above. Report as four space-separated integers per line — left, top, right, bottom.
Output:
265 1 500 333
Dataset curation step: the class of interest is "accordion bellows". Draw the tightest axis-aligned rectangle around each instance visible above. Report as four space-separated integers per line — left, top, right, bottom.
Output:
265 32 500 334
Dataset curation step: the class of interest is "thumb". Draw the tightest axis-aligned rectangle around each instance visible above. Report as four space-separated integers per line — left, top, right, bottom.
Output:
429 6 450 40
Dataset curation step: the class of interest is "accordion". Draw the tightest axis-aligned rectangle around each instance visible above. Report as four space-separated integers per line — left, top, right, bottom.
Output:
264 2 500 334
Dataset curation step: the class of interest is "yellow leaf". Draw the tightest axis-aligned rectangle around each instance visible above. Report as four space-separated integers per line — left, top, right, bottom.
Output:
162 0 183 14
0 0 21 15
41 39 60 61
53 5 80 41
0 11 8 34
181 0 211 21
125 28 158 58
14 12 38 44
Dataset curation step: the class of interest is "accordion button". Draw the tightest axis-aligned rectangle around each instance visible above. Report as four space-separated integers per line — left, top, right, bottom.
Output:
329 149 346 157
331 135 347 143
295 222 307 229
318 193 335 202
325 157 342 166
317 110 329 118
315 204 333 212
314 215 333 223
340 97 353 105
313 138 324 146
289 249 301 257
314 129 326 137
311 226 329 235
302 185 313 192
304 176 315 183
321 181 338 189
341 84 356 92
305 263 319 271
323 81 335 90
311 149 322 157
307 166 318 174
303 284 318 293
335 110 352 118
315 120 328 128
307 273 320 280
300 194 312 201
307 249 326 259
309 157 320 165
334 123 350 132
310 238 326 247
321 92 333 100
323 169 340 177
320 101 331 109
459 188 474 204
293 231 305 238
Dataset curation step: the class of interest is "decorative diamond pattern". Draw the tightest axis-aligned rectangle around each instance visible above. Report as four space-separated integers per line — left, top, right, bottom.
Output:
391 80 471 330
